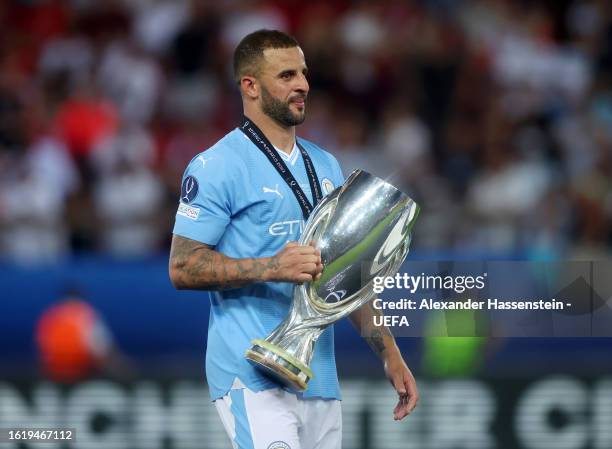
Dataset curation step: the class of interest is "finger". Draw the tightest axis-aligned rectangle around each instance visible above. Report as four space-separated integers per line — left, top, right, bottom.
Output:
314 272 322 281
393 398 403 418
293 255 318 267
285 241 299 248
392 375 407 396
289 246 318 256
296 273 314 283
405 393 418 415
300 262 318 274
391 375 409 420
311 260 323 270
393 395 406 414
405 383 419 413
298 245 318 255
308 243 321 259
394 396 410 421
298 254 319 264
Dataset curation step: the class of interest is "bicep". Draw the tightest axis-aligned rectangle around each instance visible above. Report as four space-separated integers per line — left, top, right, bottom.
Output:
170 234 213 263
171 234 211 249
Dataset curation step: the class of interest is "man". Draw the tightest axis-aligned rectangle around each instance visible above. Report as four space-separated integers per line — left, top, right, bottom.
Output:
169 29 418 449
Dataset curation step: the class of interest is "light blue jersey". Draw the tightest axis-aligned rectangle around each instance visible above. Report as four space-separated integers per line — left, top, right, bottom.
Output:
173 128 345 401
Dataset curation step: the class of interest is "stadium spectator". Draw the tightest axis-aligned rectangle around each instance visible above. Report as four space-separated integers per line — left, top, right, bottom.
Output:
0 0 610 262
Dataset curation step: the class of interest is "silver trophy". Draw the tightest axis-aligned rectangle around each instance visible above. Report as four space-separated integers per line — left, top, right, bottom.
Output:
245 170 419 391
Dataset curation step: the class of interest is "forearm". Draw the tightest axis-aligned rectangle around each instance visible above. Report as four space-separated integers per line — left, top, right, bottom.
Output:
349 303 401 360
169 236 279 290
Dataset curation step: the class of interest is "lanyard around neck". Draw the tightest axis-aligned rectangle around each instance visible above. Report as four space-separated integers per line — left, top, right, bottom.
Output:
239 116 322 219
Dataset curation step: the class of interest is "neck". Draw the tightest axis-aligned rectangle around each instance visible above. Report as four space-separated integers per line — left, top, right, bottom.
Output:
244 109 295 154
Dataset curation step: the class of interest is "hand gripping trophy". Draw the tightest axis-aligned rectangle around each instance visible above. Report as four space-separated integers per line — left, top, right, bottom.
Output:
245 170 420 391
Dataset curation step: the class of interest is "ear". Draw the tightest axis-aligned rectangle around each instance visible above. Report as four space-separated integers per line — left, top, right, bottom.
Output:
240 76 259 100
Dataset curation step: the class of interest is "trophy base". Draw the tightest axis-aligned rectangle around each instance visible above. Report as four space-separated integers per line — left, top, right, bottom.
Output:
245 339 314 392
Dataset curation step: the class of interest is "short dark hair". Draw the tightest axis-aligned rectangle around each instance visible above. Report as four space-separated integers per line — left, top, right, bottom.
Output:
233 29 299 84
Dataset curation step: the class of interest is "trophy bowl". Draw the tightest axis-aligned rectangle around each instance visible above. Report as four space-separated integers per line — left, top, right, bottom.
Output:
245 169 420 391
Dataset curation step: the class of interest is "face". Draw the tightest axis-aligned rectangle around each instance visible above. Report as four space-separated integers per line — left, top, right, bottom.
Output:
257 47 309 127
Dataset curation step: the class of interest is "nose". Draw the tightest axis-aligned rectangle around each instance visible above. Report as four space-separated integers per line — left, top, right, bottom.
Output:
295 73 309 94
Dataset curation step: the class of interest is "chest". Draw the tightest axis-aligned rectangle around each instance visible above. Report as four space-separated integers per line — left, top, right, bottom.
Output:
234 143 339 225
241 157 336 233
254 161 315 221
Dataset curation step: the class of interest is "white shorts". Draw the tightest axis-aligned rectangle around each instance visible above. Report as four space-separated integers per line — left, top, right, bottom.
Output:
214 386 342 449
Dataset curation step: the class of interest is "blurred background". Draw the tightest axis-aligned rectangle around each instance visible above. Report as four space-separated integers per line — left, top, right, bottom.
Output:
0 0 611 448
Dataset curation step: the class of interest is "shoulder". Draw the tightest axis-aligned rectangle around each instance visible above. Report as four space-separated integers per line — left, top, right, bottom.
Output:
184 129 249 177
297 136 339 167
297 136 345 185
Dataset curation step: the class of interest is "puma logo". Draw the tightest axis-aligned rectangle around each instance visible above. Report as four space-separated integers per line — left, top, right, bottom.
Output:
263 184 283 199
197 156 211 167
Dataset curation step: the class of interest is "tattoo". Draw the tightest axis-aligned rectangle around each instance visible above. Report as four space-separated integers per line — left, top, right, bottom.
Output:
169 235 279 290
356 301 394 358
366 329 387 356
267 256 280 272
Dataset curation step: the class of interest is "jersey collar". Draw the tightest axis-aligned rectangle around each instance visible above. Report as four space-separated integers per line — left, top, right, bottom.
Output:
274 142 299 166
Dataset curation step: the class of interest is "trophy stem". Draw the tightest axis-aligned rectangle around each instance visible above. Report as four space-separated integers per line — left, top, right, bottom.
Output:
245 296 323 392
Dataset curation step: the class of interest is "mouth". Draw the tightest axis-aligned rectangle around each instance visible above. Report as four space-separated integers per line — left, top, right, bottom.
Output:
290 97 306 108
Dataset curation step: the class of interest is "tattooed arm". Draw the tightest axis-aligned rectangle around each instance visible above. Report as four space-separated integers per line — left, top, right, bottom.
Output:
169 235 323 290
349 303 419 420
349 303 395 358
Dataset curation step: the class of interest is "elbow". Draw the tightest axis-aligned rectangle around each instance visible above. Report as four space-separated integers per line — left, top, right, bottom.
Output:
168 264 186 290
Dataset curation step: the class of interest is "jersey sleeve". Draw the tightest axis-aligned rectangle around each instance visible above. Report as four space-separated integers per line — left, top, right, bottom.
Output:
172 152 234 246
328 152 345 187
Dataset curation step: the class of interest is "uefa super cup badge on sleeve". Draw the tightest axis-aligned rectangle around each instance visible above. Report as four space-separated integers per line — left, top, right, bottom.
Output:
245 170 420 391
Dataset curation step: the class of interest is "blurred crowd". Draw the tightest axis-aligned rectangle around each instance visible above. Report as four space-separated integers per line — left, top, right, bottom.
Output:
0 0 611 265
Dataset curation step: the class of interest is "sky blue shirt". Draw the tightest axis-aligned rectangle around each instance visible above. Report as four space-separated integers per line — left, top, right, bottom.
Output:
172 128 345 401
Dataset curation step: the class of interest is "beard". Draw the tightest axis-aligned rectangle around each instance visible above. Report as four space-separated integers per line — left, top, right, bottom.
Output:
261 85 306 127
